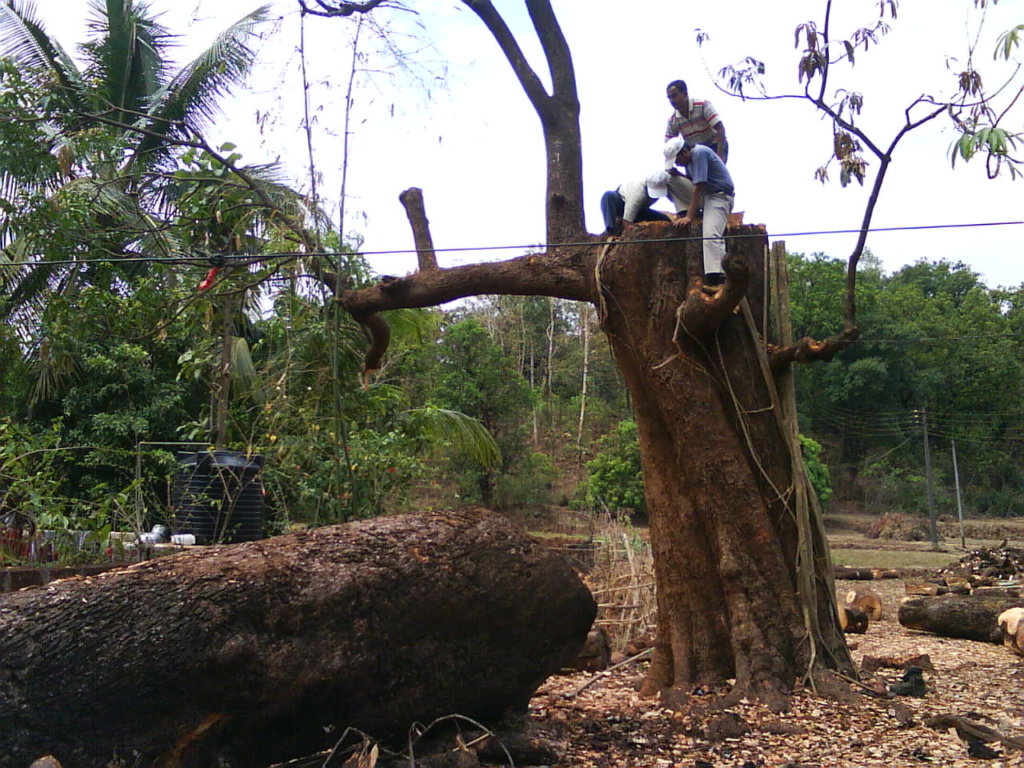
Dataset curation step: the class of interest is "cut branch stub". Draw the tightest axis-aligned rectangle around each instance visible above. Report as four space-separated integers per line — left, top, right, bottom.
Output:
768 323 860 372
674 253 750 341
359 311 391 383
399 187 438 272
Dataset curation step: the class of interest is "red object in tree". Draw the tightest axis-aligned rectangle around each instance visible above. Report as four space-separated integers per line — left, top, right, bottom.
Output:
198 267 221 292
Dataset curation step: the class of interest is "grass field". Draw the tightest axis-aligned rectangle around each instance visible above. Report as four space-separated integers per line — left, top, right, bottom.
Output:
824 511 1024 570
828 547 958 569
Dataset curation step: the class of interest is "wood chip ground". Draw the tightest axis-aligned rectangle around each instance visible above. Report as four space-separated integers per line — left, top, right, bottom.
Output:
526 578 1024 767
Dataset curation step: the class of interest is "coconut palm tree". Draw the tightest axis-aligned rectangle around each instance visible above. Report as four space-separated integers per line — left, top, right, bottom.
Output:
0 0 271 328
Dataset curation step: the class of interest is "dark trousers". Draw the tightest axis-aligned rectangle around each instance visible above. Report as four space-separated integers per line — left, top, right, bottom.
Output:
600 189 670 235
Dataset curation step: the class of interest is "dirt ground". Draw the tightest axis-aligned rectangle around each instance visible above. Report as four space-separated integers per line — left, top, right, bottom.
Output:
520 525 1024 768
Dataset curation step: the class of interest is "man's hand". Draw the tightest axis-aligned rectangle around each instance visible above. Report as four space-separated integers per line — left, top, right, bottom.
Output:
673 214 693 231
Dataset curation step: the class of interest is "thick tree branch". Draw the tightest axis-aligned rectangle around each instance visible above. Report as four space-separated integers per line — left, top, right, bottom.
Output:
768 328 858 373
341 249 593 320
525 0 576 106
463 0 552 116
360 312 391 377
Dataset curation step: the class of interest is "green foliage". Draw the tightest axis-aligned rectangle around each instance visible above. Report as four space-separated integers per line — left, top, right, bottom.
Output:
396 316 536 510
23 279 205 505
0 60 59 189
0 418 71 532
0 418 143 563
995 24 1024 60
799 434 832 506
0 1 273 327
790 252 1024 516
493 451 558 511
585 420 645 514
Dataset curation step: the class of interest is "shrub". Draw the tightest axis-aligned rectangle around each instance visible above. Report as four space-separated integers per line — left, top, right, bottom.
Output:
585 421 645 515
800 434 832 506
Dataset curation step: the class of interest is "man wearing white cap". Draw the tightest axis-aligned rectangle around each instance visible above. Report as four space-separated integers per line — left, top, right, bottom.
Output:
663 137 735 288
599 169 690 236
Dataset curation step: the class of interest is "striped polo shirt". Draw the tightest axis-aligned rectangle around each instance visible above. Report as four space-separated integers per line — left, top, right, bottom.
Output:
664 99 722 147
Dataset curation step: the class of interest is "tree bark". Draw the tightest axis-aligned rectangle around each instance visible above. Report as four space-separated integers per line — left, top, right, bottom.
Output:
0 508 595 768
898 594 1024 642
593 223 850 706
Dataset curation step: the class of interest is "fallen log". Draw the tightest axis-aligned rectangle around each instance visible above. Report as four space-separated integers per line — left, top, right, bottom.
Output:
904 580 948 596
0 508 595 768
834 566 899 580
860 652 935 674
898 594 1024 642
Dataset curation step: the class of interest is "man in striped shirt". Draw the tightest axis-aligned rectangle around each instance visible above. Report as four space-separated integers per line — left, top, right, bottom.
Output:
664 79 729 163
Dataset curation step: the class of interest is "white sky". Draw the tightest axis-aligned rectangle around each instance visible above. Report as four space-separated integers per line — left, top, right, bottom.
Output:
33 0 1024 287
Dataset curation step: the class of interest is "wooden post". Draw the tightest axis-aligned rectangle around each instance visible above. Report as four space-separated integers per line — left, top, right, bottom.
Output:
921 408 939 548
767 239 853 677
952 439 965 549
214 292 233 449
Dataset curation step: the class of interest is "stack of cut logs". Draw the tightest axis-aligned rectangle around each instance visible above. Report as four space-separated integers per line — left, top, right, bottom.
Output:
897 546 1024 650
939 544 1024 582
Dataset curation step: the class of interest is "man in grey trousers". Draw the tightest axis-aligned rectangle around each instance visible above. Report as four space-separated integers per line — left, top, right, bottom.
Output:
663 137 735 288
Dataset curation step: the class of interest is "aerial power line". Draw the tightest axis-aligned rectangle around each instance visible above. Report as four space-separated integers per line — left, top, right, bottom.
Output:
1 219 1022 268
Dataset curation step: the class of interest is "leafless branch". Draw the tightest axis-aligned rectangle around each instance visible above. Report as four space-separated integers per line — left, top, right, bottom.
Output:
297 0 408 18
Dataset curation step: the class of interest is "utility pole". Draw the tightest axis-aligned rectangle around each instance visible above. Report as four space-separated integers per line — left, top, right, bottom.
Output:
951 439 965 549
921 408 939 548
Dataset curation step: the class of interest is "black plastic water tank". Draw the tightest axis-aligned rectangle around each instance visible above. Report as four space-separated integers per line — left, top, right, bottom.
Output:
171 451 265 544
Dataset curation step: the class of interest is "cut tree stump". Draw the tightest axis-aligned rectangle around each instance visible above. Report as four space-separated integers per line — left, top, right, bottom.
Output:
566 627 611 672
845 588 883 621
898 594 1024 642
839 604 869 634
0 508 596 768
997 607 1024 655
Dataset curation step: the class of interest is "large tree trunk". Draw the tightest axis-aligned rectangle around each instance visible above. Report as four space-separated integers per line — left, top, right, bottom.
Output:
594 225 851 705
0 508 594 768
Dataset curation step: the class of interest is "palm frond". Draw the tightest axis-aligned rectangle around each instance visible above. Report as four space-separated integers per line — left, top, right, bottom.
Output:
230 335 264 404
0 175 178 323
83 0 172 126
384 307 437 345
0 238 64 326
401 406 501 469
25 334 79 405
0 0 87 108
135 5 270 167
